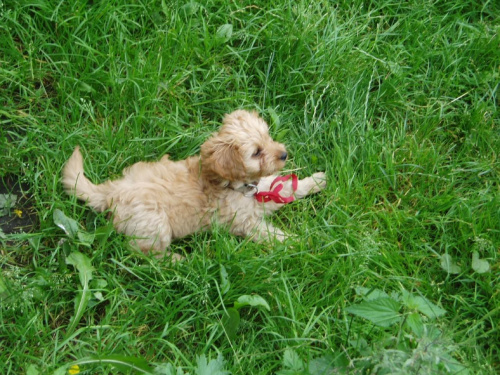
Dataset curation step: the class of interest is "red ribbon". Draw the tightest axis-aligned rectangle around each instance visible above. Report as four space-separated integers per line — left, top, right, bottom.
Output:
255 174 298 204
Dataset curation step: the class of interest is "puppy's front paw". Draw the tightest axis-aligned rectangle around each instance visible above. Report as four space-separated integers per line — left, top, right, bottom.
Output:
155 251 185 262
311 172 327 192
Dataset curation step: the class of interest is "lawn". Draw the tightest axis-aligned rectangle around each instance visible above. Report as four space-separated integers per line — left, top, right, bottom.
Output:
0 0 499 374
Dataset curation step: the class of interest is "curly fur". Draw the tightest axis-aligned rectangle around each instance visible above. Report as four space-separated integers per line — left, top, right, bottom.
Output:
62 110 326 260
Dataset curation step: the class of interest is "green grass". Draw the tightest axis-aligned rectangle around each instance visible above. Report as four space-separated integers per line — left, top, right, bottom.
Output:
1 0 499 373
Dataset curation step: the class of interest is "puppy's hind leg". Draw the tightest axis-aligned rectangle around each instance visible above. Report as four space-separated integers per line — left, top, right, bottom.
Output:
112 201 184 262
131 237 185 262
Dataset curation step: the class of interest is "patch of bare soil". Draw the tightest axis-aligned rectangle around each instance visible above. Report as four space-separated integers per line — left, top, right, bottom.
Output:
0 175 37 235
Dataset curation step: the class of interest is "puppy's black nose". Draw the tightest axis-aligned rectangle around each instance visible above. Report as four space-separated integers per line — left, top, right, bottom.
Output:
280 152 288 161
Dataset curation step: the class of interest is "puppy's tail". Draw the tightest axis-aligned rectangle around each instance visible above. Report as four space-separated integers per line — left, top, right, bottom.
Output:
62 146 109 212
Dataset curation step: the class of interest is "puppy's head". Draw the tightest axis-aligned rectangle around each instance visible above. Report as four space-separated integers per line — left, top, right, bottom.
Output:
201 110 287 185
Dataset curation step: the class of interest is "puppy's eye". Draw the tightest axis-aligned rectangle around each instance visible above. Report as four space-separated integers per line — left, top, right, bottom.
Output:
252 148 262 157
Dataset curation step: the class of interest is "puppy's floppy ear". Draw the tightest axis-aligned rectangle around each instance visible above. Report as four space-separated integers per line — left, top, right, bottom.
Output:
201 136 246 182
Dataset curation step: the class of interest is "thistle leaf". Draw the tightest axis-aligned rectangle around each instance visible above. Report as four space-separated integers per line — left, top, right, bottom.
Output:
234 294 270 311
472 251 490 273
440 254 461 274
53 209 79 239
346 298 401 327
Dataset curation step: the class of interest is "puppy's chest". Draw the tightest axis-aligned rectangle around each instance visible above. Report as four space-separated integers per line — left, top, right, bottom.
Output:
210 191 263 223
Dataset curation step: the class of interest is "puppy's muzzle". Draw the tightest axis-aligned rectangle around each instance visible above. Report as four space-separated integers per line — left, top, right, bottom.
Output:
279 152 288 161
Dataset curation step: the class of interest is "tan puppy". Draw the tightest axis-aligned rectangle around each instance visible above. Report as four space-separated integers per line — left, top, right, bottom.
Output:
63 110 326 260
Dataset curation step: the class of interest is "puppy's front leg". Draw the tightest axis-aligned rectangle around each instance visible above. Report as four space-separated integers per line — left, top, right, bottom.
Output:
230 217 288 243
239 173 327 242
258 172 327 212
251 220 288 242
294 172 327 199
